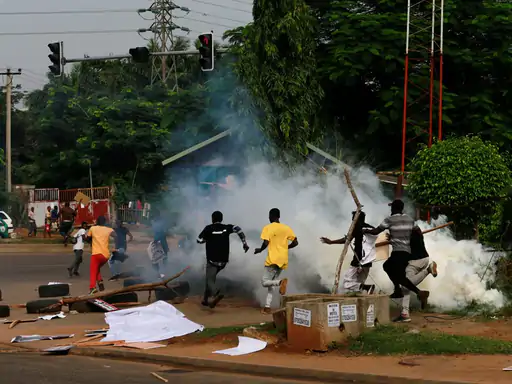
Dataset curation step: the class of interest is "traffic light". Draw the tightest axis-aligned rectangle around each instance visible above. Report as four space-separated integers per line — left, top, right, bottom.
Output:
198 32 214 72
129 47 150 63
48 41 64 77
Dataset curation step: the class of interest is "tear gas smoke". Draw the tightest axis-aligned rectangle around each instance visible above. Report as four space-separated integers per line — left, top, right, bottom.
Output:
168 162 504 310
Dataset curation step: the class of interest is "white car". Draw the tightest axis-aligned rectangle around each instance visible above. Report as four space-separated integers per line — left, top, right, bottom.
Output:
0 211 14 234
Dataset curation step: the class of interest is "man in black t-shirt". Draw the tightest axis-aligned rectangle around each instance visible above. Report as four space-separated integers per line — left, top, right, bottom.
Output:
197 211 249 308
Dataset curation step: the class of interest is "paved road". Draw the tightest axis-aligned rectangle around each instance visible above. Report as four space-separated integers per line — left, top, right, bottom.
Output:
0 354 315 384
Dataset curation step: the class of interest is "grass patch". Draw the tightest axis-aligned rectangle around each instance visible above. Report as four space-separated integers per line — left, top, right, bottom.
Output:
0 238 64 244
196 322 276 339
348 325 512 355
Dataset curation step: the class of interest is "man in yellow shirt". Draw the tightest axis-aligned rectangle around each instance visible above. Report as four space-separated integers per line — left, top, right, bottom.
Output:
254 208 298 314
86 216 116 294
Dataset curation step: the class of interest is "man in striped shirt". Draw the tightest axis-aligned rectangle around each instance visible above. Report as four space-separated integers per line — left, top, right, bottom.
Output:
364 199 430 308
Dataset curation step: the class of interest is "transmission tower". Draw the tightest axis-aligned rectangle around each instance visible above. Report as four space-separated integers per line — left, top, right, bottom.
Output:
148 0 190 89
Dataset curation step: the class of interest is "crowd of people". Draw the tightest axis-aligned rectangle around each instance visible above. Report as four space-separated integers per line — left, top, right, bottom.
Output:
43 197 438 320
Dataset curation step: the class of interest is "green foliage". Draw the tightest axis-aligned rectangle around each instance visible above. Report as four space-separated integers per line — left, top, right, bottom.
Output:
408 136 511 240
225 0 324 155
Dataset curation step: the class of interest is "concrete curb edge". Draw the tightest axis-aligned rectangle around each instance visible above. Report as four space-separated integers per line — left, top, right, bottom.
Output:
70 347 470 384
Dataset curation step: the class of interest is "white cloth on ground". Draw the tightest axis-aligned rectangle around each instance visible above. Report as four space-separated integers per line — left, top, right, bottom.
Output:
102 301 204 343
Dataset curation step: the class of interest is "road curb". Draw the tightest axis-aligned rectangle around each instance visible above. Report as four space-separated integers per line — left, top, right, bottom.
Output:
70 347 469 384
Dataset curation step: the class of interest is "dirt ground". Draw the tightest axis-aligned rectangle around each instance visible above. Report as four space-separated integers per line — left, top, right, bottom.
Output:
1 297 512 383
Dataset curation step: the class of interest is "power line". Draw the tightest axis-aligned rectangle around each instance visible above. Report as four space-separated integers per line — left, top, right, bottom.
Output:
228 0 253 5
188 9 249 24
180 16 240 29
186 0 251 14
0 9 140 16
0 29 145 36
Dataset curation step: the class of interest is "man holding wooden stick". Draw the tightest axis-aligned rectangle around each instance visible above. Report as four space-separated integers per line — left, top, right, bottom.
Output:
364 199 430 308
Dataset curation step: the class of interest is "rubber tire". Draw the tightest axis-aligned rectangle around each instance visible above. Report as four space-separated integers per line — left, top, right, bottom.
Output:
123 278 148 287
0 304 10 318
26 299 62 314
103 292 138 304
154 281 190 302
38 283 70 298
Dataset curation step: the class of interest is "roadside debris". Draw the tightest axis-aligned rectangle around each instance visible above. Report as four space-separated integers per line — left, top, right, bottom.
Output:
102 300 203 343
503 366 512 371
38 312 66 321
11 334 74 343
42 345 73 355
150 372 168 383
213 336 267 356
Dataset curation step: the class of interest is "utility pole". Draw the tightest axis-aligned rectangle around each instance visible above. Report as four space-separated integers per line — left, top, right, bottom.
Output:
0 68 22 193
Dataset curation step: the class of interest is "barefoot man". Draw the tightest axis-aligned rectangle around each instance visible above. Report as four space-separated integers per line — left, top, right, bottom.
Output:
254 208 298 314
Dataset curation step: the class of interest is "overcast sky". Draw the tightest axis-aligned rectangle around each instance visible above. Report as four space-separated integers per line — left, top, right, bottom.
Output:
0 0 253 91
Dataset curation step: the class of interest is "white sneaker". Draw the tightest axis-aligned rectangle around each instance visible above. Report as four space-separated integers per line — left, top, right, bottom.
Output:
159 274 165 279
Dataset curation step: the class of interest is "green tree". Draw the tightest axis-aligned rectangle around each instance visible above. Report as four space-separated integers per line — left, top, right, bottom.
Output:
408 136 512 241
224 0 324 155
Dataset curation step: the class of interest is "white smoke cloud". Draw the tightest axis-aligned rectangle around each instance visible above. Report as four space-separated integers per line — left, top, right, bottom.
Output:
169 160 504 310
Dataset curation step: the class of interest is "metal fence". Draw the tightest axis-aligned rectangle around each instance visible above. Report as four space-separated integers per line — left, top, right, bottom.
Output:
32 188 59 202
117 208 151 225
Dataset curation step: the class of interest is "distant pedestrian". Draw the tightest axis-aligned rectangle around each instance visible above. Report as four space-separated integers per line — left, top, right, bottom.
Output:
197 211 249 308
68 222 88 277
86 216 116 294
109 220 133 281
255 208 298 314
44 206 52 238
149 210 169 277
28 207 37 237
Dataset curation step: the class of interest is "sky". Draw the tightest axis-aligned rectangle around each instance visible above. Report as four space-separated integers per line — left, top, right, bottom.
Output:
0 0 253 91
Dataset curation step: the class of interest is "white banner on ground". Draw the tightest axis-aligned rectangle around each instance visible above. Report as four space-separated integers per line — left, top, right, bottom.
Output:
102 301 204 343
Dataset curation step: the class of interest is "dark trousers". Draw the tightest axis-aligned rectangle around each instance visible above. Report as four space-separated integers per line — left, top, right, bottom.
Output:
383 251 420 294
204 262 225 303
70 249 83 274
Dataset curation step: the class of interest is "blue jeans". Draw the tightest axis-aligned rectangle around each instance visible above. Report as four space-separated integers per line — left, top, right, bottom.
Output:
108 248 125 276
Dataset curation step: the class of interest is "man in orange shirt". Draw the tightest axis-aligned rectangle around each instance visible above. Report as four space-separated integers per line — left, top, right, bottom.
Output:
86 216 116 294
254 208 298 314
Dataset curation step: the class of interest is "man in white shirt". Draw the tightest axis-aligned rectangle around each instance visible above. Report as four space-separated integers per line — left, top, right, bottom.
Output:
68 222 88 277
28 207 37 237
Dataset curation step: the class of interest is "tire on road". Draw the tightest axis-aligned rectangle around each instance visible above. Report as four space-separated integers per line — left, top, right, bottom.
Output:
103 292 138 304
154 281 190 302
38 283 70 298
26 299 62 314
0 304 10 318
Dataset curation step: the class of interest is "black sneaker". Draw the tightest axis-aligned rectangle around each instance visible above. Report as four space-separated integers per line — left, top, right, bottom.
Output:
97 281 105 292
209 294 225 309
73 271 80 277
393 314 411 323
418 290 430 310
201 300 209 307
390 290 404 299
67 268 73 278
108 274 121 282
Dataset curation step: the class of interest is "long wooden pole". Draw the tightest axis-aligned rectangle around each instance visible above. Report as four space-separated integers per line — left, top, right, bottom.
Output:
332 169 363 294
375 221 453 248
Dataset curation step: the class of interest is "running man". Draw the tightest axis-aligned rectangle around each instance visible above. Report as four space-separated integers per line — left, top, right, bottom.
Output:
68 221 88 277
28 207 37 237
150 210 169 277
363 199 430 308
109 220 134 281
321 211 376 294
197 211 249 308
59 202 76 246
255 208 298 314
86 216 116 294
394 226 438 322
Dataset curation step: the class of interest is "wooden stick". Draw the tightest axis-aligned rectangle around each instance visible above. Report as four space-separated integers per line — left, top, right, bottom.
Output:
45 267 189 311
8 320 20 329
151 372 168 383
74 334 103 344
375 222 454 248
332 169 363 294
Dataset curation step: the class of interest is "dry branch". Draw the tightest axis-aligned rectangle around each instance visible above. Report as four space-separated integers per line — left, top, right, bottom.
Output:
375 222 454 248
44 267 189 311
332 169 363 294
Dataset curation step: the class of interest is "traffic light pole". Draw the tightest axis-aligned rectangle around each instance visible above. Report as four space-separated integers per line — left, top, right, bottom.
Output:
0 68 22 193
64 48 228 64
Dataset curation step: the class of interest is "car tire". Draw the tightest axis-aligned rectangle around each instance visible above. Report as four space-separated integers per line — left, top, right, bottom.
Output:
0 304 10 318
154 281 190 301
103 292 138 304
38 284 70 298
26 299 62 314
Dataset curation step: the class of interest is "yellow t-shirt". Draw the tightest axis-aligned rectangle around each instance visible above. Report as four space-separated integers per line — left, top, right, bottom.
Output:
261 222 296 270
87 225 113 259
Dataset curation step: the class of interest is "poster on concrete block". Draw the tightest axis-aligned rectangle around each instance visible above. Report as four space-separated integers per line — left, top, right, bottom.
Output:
327 303 340 327
293 308 311 327
366 304 375 327
341 304 357 323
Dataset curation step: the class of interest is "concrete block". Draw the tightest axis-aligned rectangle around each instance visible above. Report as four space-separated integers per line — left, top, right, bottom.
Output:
357 294 390 329
285 297 361 352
